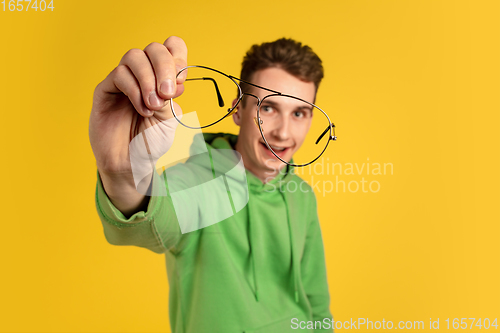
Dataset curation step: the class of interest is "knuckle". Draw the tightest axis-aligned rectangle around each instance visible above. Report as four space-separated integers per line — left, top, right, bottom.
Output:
165 35 181 44
165 36 187 50
123 48 144 60
144 42 164 53
113 64 128 77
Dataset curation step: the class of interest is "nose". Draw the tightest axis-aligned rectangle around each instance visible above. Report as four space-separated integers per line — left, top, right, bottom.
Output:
268 113 290 141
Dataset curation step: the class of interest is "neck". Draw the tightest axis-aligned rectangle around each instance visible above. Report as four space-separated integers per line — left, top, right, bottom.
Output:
235 140 280 184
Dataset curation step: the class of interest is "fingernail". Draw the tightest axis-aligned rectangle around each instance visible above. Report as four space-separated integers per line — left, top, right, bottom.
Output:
148 92 163 108
144 108 154 116
160 79 175 96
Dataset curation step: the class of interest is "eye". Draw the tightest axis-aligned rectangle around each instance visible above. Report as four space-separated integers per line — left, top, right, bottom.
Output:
293 110 305 118
261 105 274 113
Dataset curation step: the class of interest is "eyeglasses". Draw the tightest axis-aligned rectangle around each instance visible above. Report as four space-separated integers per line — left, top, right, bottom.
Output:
169 65 337 167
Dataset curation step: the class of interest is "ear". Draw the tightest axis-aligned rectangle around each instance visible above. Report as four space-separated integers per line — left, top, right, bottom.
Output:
231 98 242 126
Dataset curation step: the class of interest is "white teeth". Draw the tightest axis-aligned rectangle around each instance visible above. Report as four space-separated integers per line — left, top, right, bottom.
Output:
270 145 286 151
261 142 287 151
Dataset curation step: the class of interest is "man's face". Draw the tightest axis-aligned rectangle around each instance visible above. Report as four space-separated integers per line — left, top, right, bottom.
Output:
233 67 316 182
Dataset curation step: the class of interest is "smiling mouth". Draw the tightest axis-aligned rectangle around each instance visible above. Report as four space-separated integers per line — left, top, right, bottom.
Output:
260 142 290 158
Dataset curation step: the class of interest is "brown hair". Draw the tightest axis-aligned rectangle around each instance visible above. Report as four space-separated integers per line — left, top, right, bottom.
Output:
239 38 324 103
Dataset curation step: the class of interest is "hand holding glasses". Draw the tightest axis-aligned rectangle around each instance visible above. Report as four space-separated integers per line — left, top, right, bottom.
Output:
169 65 337 167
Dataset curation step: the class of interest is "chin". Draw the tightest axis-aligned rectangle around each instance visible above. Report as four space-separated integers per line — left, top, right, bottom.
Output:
260 154 291 174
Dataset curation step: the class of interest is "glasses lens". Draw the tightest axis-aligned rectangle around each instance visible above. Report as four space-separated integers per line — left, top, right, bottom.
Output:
258 95 331 166
171 67 240 128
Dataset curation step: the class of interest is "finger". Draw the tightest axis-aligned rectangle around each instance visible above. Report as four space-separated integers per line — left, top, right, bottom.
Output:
163 36 188 84
112 64 153 117
144 42 177 100
119 48 165 111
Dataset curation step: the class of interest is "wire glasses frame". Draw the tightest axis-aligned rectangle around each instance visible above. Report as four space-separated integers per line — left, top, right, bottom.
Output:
169 65 337 167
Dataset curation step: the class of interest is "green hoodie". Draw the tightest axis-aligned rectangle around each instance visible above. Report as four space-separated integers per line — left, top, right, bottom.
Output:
95 133 333 333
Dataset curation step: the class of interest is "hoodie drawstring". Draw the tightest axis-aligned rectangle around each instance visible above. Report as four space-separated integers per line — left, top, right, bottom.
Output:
246 175 299 304
282 189 300 303
247 200 259 302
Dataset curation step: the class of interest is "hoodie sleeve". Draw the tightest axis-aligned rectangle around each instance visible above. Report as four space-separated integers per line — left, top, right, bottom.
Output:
301 194 334 332
95 170 184 254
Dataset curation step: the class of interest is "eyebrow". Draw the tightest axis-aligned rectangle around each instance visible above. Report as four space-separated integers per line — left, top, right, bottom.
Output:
262 100 314 113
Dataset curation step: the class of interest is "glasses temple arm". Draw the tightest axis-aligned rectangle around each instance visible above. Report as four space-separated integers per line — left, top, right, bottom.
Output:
186 77 224 107
230 76 281 94
315 123 337 145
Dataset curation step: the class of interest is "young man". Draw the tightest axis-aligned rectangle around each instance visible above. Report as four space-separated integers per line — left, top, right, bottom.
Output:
90 36 333 332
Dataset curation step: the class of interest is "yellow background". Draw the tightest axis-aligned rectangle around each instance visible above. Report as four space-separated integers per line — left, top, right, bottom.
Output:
1 0 499 332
